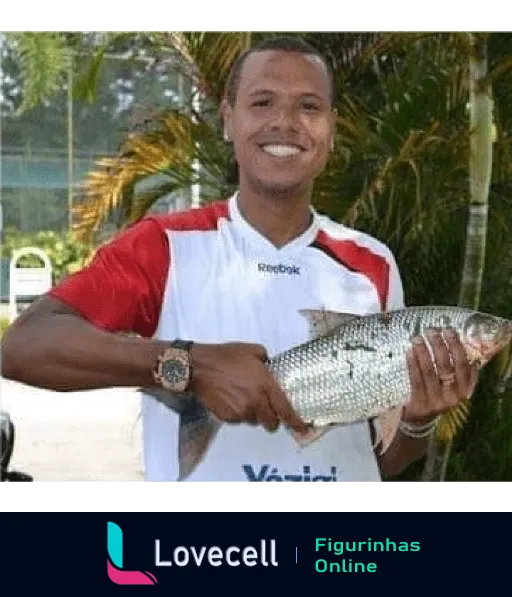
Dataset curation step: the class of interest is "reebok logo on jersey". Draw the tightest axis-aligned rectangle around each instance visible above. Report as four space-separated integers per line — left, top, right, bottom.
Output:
257 263 301 275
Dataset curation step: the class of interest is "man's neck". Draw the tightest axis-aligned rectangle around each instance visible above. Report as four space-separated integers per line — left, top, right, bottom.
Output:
236 183 314 249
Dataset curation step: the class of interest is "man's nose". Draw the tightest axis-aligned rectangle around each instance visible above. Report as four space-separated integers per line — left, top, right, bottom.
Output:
269 105 300 131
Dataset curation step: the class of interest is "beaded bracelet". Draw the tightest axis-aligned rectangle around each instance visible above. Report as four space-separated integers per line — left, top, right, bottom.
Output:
399 416 439 439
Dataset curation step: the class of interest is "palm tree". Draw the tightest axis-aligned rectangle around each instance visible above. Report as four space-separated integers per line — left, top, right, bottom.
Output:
4 32 156 114
421 32 512 481
9 32 512 480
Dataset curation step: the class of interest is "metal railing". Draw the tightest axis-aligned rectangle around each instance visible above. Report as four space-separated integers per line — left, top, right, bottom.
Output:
2 146 117 160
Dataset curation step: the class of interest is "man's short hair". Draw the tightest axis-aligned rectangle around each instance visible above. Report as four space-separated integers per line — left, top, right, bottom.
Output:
224 36 334 107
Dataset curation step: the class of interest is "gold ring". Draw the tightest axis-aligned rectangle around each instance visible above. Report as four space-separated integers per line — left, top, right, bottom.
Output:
439 372 457 385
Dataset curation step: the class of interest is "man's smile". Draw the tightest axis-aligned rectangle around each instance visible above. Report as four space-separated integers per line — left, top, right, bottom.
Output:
258 143 307 159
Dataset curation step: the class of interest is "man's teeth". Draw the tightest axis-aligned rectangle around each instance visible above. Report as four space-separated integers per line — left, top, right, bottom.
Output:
262 145 301 157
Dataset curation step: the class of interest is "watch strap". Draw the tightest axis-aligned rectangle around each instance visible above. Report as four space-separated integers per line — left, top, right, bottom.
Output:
170 339 193 351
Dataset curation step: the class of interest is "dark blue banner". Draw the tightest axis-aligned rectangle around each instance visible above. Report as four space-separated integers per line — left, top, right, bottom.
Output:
0 513 508 594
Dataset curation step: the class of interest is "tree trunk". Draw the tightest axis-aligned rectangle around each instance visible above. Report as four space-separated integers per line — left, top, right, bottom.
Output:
421 33 494 482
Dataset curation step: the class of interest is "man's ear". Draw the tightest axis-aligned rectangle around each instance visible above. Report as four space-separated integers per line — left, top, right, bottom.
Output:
330 108 338 150
220 97 233 142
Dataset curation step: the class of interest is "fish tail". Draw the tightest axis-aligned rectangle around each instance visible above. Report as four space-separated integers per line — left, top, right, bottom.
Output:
178 400 221 481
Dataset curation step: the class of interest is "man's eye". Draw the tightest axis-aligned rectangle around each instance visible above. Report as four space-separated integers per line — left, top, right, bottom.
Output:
303 102 319 111
252 99 270 107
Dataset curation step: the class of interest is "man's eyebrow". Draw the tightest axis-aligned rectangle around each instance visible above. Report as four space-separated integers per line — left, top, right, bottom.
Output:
248 88 276 96
248 88 326 101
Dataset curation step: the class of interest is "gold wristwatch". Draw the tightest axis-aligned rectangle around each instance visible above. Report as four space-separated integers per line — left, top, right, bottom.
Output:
153 340 193 393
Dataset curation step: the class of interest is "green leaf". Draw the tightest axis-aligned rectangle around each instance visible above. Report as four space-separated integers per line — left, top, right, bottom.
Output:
73 47 108 103
8 32 73 114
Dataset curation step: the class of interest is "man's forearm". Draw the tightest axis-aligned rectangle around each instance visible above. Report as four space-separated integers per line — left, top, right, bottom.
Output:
376 429 431 478
1 298 167 391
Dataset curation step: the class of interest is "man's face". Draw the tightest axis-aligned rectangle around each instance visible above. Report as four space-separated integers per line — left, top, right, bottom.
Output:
222 50 336 196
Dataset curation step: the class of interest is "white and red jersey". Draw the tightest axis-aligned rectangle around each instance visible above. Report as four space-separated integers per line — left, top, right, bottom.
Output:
50 192 404 482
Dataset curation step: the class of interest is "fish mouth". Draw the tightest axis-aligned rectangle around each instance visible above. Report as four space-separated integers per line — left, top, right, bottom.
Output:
493 321 512 353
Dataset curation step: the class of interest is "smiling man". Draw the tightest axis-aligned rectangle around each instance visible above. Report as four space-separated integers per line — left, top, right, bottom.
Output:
2 36 477 482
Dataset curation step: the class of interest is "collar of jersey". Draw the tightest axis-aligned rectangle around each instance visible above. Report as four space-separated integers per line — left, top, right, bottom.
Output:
228 191 320 255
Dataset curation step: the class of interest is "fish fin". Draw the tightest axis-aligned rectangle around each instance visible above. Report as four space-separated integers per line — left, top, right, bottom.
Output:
178 406 221 481
298 308 358 340
140 387 222 480
289 423 337 447
372 406 403 455
140 386 188 411
464 344 484 368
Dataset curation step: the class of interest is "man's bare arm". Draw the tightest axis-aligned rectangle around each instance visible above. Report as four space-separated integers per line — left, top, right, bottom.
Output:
1 296 167 391
1 295 309 434
375 424 432 478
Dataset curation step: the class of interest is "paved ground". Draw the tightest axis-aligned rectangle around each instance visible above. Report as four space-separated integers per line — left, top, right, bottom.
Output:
0 377 145 481
1 303 146 481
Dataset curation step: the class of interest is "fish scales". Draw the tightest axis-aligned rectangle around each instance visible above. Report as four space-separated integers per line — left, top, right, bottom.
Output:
141 305 512 480
267 306 490 426
267 312 407 425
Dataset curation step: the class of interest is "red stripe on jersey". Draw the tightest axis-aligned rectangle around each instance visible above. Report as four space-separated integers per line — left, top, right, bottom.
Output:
312 230 390 311
48 200 229 337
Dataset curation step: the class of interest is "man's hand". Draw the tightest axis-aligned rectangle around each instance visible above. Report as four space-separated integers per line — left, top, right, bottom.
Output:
377 328 479 478
189 342 309 434
403 328 479 424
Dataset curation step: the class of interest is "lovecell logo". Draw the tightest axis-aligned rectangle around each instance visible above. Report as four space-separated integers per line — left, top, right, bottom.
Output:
107 521 278 584
107 522 158 585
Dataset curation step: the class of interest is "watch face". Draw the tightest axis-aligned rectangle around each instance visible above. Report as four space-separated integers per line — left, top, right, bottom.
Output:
162 358 188 387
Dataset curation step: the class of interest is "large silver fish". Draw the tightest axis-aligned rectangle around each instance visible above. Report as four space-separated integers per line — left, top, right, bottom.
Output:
142 306 512 480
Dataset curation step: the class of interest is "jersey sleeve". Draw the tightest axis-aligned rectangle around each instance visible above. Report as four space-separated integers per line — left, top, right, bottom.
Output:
385 249 405 311
48 217 169 338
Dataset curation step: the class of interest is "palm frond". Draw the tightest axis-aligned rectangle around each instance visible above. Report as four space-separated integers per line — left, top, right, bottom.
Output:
435 400 472 442
72 45 110 104
7 32 73 114
7 31 165 114
312 39 469 248
481 32 512 87
73 32 147 103
152 32 251 102
73 111 195 242
72 108 233 243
